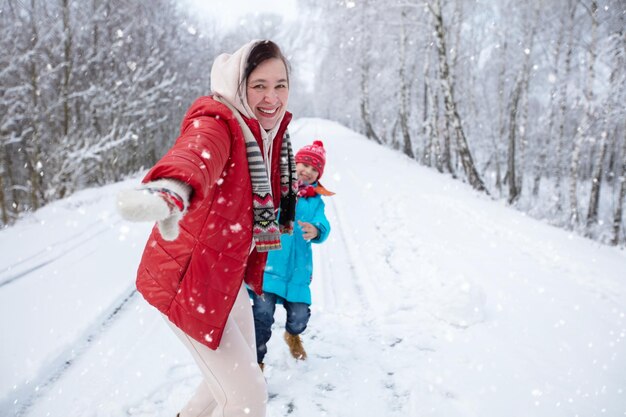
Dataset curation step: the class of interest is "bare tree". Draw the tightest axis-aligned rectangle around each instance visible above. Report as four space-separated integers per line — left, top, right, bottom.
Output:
398 7 414 158
4 0 624 247
568 0 598 228
421 44 441 170
506 5 539 204
428 0 487 193
298 0 625 246
612 132 626 245
0 144 8 224
359 1 382 144
533 7 566 197
0 0 219 225
554 0 578 213
506 77 523 204
494 38 509 197
586 129 608 230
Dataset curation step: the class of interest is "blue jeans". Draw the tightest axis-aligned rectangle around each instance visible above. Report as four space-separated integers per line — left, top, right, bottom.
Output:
250 291 311 364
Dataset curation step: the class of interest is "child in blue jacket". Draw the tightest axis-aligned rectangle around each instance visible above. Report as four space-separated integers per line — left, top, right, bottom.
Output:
251 140 333 369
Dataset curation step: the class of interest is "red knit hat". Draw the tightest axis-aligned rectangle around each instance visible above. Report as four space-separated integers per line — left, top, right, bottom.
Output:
295 140 327 179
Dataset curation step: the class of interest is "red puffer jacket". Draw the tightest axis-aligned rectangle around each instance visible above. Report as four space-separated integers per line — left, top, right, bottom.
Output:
135 96 292 349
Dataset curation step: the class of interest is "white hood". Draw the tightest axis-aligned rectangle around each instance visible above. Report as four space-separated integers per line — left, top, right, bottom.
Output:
210 40 287 141
210 40 259 119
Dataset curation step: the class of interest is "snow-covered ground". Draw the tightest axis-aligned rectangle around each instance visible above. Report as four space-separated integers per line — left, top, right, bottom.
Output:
1 118 625 417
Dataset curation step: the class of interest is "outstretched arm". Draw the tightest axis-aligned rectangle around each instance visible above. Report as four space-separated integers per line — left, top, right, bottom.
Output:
116 98 233 241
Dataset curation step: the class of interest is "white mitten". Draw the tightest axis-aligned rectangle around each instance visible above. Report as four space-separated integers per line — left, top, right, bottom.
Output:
116 178 191 241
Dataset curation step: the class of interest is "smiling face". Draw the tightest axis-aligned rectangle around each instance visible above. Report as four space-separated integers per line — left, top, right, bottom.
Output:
296 162 320 185
246 58 289 130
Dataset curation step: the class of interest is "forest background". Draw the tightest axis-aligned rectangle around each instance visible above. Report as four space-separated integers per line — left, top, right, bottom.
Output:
1 0 624 246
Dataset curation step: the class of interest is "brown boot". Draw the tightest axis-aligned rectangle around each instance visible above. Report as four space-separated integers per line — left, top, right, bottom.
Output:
284 331 307 360
259 362 265 372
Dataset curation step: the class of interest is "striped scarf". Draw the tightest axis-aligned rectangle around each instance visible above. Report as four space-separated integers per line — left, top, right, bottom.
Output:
216 97 297 252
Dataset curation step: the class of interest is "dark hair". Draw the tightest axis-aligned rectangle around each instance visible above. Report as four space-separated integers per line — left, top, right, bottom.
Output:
241 40 290 90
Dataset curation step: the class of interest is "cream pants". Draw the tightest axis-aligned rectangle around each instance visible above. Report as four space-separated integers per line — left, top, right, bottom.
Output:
167 283 267 417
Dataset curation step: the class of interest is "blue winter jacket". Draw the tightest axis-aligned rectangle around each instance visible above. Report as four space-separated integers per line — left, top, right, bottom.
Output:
262 188 331 305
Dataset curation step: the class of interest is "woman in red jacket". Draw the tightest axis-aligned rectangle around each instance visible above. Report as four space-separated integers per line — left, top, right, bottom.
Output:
117 40 297 417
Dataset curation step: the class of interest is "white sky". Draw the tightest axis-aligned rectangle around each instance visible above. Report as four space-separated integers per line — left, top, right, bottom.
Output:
181 0 298 29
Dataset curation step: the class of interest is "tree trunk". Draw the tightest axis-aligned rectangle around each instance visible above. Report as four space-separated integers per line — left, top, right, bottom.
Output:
516 65 530 195
0 145 8 224
442 115 454 175
3 145 18 218
421 47 431 166
62 0 72 137
26 0 44 210
611 133 626 246
507 78 523 204
533 12 566 197
398 8 414 159
429 0 487 193
568 131 585 226
56 0 74 199
433 93 444 173
91 0 102 137
359 3 381 144
586 130 608 229
512 7 539 201
568 0 598 227
494 39 508 197
492 134 502 195
554 0 578 213
360 60 382 144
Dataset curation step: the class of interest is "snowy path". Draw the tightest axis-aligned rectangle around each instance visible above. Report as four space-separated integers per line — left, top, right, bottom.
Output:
1 118 625 417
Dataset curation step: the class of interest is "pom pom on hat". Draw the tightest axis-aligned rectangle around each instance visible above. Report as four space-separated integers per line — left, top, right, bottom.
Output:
295 140 327 179
295 140 326 177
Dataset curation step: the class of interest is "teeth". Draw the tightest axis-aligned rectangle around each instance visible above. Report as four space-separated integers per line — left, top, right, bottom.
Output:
259 108 277 115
